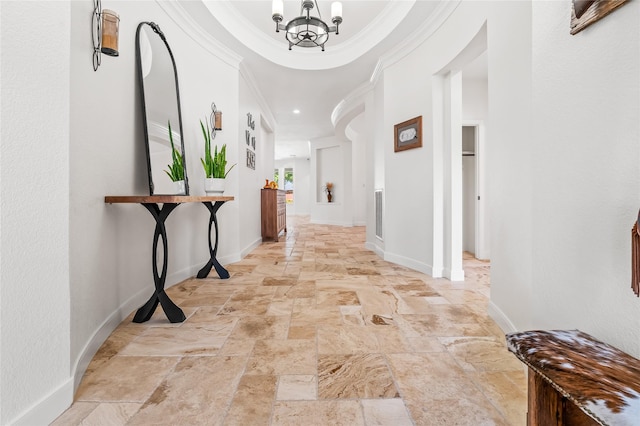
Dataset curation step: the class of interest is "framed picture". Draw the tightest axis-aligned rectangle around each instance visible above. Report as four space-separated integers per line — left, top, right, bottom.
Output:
394 116 422 153
571 0 628 35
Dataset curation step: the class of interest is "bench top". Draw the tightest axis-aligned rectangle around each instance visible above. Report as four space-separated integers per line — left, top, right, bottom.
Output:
507 329 640 425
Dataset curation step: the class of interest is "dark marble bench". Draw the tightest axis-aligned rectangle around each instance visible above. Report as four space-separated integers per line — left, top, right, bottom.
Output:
506 329 640 425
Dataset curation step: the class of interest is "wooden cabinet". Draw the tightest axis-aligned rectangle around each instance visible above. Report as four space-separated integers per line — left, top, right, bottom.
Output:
261 189 286 242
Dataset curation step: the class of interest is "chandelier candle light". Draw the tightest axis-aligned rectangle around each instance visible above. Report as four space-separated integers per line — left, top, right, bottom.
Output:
272 0 343 51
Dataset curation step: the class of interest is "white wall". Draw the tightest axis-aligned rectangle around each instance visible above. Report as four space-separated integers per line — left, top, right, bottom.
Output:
377 0 535 318
0 3 71 424
484 1 534 332
69 1 247 403
530 0 640 355
346 115 367 226
380 4 496 277
238 72 273 256
372 0 640 358
367 82 385 252
0 1 270 423
310 136 353 226
462 78 488 122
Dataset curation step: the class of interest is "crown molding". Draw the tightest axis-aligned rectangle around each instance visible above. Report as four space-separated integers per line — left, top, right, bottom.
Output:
203 0 415 71
331 80 373 140
331 80 373 128
370 0 461 85
332 0 460 134
156 0 243 69
239 62 277 133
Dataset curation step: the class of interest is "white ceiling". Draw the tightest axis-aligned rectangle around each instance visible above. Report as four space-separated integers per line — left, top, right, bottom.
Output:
181 1 486 160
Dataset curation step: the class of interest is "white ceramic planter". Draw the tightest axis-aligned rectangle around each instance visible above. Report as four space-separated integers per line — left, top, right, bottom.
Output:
174 180 186 195
204 178 225 194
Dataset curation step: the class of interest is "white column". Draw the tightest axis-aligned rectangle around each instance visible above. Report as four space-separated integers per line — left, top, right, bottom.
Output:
431 75 444 277
445 71 465 281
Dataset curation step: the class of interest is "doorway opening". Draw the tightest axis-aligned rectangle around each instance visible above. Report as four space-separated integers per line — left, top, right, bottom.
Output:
431 22 488 281
284 167 294 204
462 125 477 256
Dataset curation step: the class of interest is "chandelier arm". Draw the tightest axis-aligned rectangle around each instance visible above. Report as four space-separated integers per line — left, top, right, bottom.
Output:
314 0 322 19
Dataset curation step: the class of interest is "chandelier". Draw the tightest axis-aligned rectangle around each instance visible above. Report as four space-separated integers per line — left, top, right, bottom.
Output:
272 0 343 51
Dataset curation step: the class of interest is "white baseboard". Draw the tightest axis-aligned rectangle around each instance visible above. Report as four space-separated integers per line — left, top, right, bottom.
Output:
431 266 443 278
364 241 382 257
309 218 354 227
384 251 434 276
444 267 465 282
488 301 518 334
240 237 262 259
72 284 151 392
9 377 73 426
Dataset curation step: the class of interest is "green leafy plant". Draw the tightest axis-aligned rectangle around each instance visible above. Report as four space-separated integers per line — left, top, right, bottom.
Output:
164 120 184 182
200 119 236 179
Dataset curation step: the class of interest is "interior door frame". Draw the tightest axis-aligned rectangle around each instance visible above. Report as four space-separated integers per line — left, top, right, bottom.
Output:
462 120 487 260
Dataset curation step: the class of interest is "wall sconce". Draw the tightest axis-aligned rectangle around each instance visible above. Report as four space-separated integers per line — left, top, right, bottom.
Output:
210 102 223 138
92 0 119 71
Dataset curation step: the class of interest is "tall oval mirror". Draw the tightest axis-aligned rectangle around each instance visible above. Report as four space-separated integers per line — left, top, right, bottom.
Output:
136 22 189 195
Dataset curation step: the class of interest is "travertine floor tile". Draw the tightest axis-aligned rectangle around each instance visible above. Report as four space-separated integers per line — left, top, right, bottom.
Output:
245 339 316 375
79 403 141 425
224 375 278 425
75 356 178 402
387 352 509 424
317 325 380 354
230 315 289 340
276 375 317 400
128 356 246 425
469 371 528 426
318 353 399 399
119 325 228 356
361 398 413 426
271 401 365 426
59 218 525 425
440 336 524 372
50 402 98 425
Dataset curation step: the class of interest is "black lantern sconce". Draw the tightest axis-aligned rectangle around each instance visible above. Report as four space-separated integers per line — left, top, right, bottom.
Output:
92 0 119 71
210 102 223 139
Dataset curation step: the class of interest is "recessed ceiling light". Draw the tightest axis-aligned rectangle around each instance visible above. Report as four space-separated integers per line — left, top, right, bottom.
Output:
293 109 300 114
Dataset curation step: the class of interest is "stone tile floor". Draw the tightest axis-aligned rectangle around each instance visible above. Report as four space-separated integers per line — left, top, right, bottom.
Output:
53 216 526 425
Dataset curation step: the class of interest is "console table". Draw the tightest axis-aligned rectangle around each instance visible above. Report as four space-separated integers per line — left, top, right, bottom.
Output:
105 195 234 323
507 329 640 425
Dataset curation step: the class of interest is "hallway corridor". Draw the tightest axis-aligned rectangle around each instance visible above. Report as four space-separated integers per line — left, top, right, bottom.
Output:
54 217 526 425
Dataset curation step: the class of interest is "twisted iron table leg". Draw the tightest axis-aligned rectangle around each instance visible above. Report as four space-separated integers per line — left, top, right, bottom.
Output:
133 203 186 323
197 201 230 279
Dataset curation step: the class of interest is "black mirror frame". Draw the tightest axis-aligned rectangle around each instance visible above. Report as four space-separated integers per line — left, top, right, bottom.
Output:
135 21 189 195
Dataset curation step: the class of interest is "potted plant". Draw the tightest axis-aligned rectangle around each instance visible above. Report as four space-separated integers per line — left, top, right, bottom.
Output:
164 120 185 194
201 119 236 194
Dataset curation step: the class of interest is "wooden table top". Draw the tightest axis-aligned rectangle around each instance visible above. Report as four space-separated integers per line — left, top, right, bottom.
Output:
105 195 234 204
507 329 640 425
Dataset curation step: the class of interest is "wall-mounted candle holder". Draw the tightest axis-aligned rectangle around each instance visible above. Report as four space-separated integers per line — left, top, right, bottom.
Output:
210 102 223 139
92 0 119 71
